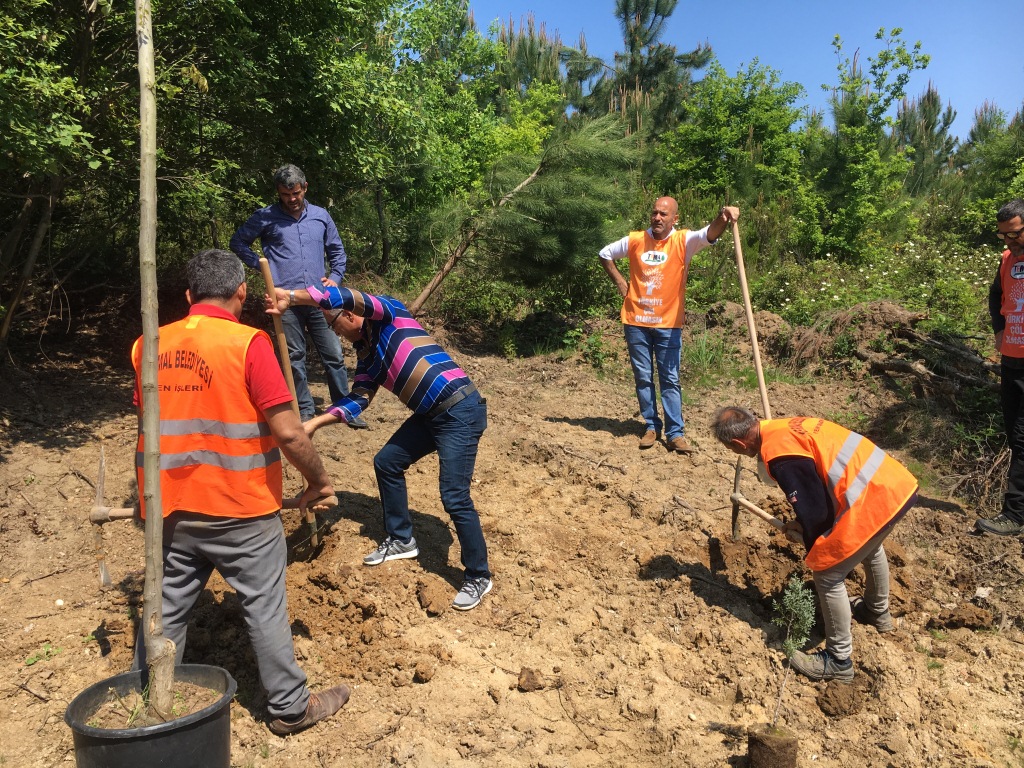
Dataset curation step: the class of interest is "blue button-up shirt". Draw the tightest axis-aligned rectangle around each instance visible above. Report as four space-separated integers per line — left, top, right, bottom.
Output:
230 201 347 289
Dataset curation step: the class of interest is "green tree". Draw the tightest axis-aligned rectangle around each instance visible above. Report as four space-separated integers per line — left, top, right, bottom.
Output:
954 101 1024 242
582 0 711 138
895 84 957 197
408 115 638 316
808 28 930 262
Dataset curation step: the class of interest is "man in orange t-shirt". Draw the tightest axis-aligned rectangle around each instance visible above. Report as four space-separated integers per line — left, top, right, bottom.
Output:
600 197 739 453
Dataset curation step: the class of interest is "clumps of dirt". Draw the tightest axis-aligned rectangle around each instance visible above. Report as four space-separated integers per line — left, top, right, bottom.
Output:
927 604 994 631
517 667 546 692
715 533 803 605
818 677 871 718
416 579 449 616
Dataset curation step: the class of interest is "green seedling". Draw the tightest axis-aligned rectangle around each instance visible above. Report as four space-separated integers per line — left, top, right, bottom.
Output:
24 642 62 666
770 574 816 727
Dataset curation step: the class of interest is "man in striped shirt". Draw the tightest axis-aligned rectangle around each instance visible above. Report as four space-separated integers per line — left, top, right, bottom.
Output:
269 284 493 611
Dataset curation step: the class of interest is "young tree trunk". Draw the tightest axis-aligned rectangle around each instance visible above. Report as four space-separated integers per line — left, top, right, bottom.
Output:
0 194 35 280
376 186 392 274
136 0 176 720
407 164 543 316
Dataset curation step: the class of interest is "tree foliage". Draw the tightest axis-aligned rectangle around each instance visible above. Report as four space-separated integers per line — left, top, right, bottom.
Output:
1 2 1022 358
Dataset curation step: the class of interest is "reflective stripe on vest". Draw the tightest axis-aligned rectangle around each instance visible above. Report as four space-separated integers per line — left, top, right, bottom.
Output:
136 446 281 472
827 432 887 522
132 314 283 519
759 418 917 571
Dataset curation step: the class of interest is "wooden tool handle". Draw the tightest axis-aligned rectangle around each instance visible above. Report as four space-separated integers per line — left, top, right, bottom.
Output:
729 493 786 532
259 257 318 547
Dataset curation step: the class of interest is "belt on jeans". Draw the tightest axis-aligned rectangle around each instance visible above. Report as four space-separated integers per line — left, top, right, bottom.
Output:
425 384 477 419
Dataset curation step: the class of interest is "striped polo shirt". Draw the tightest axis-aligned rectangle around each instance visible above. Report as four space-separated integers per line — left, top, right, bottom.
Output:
317 287 473 422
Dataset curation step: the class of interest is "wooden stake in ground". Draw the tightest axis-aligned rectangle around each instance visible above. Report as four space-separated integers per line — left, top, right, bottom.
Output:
259 258 318 548
136 0 176 720
730 220 775 539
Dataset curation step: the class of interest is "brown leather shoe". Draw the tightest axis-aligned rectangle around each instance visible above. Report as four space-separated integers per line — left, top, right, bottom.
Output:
639 429 658 449
268 684 351 736
667 436 693 454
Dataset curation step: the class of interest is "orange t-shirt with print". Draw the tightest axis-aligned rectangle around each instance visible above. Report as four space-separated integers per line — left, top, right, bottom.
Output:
620 230 690 329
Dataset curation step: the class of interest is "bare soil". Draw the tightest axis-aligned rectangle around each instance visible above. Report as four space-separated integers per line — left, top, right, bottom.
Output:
85 680 223 730
1 302 1022 767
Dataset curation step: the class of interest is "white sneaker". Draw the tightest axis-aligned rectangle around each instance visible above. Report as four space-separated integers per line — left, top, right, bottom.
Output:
362 536 419 566
452 577 492 611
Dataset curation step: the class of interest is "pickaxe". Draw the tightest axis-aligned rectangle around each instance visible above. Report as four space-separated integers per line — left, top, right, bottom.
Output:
729 220 778 538
88 447 338 589
90 447 137 590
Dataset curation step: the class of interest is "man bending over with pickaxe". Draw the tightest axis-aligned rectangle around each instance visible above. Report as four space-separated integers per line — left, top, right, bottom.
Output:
713 406 918 682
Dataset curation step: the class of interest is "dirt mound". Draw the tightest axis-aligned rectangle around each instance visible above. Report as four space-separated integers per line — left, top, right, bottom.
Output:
2 320 1024 767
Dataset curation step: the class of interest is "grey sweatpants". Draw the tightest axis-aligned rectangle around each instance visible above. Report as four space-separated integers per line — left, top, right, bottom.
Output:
812 525 893 661
133 511 309 719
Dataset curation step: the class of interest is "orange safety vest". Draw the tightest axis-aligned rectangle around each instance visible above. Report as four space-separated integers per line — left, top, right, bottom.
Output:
132 314 283 519
620 230 690 328
998 248 1024 358
759 418 917 572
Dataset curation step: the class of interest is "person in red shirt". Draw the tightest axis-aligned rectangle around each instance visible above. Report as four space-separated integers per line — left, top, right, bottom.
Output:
131 249 349 735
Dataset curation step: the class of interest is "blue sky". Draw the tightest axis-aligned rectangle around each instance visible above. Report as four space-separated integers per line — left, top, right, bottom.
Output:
468 0 1023 140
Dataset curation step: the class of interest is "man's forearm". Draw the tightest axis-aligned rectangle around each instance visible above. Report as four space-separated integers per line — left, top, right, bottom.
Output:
229 228 260 268
278 431 331 489
601 258 628 297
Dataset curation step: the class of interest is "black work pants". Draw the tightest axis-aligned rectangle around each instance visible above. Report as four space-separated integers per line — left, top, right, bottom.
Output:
1001 359 1024 523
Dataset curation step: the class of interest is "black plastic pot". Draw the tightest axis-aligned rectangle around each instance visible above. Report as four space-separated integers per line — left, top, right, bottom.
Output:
64 664 236 768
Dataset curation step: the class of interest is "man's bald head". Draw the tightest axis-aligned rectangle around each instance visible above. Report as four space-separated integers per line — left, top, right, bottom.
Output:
649 197 679 239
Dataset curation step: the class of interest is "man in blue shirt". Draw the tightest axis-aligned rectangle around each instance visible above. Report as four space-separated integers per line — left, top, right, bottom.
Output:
231 164 366 427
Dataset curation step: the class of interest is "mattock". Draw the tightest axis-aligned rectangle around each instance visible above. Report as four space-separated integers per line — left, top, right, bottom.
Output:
90 447 138 590
88 447 340 589
728 220 783 538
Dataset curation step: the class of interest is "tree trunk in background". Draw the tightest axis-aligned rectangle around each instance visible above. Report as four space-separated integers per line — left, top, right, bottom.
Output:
408 164 542 316
0 180 61 362
0 195 35 281
136 0 176 720
376 186 391 274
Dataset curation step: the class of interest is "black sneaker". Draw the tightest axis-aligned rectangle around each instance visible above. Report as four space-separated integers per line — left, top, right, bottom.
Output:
975 513 1024 536
347 416 369 429
789 649 854 682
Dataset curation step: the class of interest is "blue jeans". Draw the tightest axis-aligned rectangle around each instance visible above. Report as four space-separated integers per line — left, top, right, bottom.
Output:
624 324 683 439
373 394 490 580
281 305 350 420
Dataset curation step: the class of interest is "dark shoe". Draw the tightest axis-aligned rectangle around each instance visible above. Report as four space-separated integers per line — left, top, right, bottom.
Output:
667 436 693 454
639 430 658 449
452 576 493 611
268 684 351 736
363 536 419 566
347 415 369 429
851 597 894 633
790 649 854 682
975 513 1024 536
